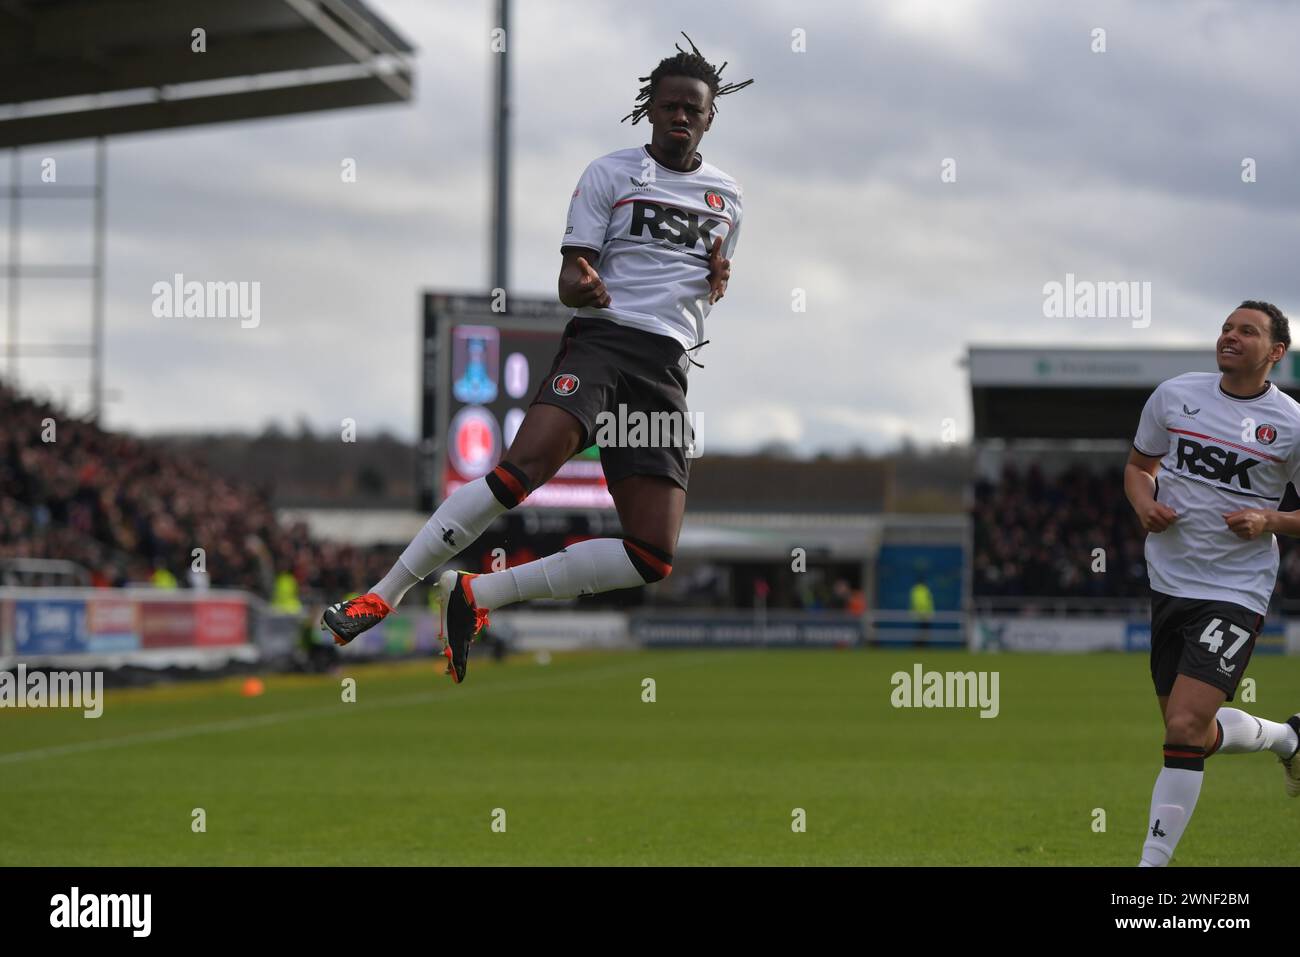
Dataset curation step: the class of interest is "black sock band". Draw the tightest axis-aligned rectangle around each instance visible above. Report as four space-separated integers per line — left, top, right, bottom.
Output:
1163 743 1206 772
1287 715 1300 760
623 536 673 583
486 461 531 508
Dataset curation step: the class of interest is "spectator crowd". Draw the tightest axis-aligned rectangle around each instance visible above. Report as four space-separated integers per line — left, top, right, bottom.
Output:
974 461 1300 607
0 383 386 600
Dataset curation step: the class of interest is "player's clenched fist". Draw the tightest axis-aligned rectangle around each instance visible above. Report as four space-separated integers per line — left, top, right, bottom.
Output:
1138 500 1178 533
1223 508 1271 541
560 256 611 309
706 235 729 305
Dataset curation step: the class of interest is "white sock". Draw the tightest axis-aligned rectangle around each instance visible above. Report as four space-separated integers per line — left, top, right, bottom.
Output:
370 560 421 608
1139 763 1203 867
369 475 512 607
1215 708 1299 757
471 538 648 610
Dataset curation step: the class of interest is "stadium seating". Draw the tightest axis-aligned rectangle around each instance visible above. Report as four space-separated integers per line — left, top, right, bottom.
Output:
0 383 389 599
974 461 1300 609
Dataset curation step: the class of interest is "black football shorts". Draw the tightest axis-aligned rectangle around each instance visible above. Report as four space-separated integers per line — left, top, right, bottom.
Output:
530 316 695 491
1149 590 1263 701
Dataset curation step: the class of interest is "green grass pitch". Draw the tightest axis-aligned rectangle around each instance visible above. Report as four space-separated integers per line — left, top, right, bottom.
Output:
1 648 1296 865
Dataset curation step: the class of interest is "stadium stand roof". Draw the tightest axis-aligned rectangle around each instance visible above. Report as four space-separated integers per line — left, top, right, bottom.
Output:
968 346 1300 442
0 0 414 147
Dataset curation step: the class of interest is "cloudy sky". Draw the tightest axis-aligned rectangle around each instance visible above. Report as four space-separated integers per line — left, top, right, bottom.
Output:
8 0 1300 454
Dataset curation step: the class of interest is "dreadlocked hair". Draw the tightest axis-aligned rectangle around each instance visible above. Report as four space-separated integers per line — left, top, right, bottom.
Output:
621 32 753 125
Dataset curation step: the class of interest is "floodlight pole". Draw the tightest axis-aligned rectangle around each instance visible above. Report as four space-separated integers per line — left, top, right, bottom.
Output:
91 137 106 423
490 0 510 295
7 149 18 383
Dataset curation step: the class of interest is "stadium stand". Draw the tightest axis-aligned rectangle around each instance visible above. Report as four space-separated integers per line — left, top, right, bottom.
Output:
973 459 1300 610
0 381 390 598
973 461 1150 599
0 379 966 622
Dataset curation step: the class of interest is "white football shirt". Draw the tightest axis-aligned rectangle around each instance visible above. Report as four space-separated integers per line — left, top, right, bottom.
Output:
561 145 743 351
1133 371 1300 614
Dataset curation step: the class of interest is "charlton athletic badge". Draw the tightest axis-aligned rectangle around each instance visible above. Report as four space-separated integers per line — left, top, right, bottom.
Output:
1256 423 1278 445
552 374 580 396
704 190 725 212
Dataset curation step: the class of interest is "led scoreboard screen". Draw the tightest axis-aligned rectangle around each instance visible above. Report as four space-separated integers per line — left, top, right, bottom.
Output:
420 292 614 511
